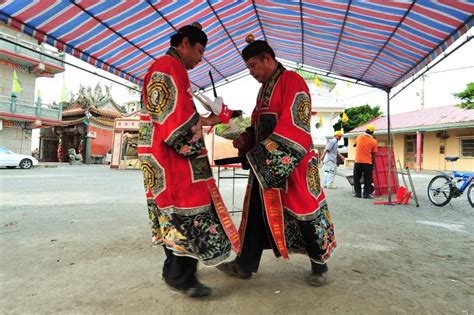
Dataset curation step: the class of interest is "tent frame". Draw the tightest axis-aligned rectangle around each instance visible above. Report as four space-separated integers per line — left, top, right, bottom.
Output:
4 14 472 203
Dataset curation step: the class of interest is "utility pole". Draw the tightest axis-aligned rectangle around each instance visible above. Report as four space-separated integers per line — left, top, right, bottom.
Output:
420 74 425 109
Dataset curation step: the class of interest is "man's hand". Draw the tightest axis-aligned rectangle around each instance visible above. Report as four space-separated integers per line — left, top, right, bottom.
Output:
233 134 247 150
199 114 221 126
189 120 203 143
196 91 242 124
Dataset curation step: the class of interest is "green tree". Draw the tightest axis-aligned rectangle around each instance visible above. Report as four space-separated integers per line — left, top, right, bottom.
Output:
333 104 382 132
453 82 474 109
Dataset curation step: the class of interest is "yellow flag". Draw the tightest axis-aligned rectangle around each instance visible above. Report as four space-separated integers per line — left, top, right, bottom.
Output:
342 112 349 123
319 115 323 127
12 70 23 94
60 85 68 103
314 76 321 87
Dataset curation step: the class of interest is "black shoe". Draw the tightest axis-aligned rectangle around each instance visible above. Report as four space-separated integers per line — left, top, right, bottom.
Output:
216 261 252 279
184 282 212 298
306 272 328 287
165 281 212 298
363 195 374 199
354 194 361 198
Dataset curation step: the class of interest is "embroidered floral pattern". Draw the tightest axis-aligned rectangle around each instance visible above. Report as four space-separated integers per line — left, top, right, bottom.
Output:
189 155 213 181
283 203 336 263
283 212 306 253
160 208 232 266
265 139 278 152
166 113 204 158
147 198 162 245
310 202 336 262
248 137 305 189
179 145 191 155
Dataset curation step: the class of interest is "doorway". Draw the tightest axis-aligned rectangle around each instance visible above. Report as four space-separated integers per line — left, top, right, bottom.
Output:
404 134 422 169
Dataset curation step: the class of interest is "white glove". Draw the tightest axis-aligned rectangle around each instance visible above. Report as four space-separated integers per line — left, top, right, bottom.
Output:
196 91 224 115
195 90 212 112
210 96 223 114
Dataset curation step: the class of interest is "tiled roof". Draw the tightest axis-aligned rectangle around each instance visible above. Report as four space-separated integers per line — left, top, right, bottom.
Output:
62 107 84 116
348 105 474 135
89 106 123 118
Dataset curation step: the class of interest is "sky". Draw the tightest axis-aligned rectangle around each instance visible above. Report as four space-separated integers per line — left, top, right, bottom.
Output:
36 29 473 117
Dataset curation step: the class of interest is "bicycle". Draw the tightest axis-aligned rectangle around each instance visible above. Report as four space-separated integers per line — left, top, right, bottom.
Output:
427 157 473 207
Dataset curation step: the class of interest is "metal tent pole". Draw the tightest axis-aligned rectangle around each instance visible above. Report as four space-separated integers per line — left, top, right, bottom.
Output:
386 89 392 203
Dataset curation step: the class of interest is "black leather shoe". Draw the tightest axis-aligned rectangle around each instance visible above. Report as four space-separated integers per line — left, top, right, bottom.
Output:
165 281 212 298
184 282 212 298
354 194 361 198
216 261 252 279
306 272 328 287
363 195 374 199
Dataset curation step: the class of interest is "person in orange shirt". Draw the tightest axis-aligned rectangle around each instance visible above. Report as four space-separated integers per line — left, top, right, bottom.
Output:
353 124 378 198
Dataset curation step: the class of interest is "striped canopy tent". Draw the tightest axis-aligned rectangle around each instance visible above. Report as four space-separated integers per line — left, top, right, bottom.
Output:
1 1 472 92
1 1 473 201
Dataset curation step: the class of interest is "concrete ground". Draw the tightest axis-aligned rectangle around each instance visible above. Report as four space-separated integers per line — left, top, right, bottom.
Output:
0 164 472 314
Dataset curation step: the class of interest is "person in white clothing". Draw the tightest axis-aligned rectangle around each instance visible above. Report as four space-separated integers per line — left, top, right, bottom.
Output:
321 130 345 189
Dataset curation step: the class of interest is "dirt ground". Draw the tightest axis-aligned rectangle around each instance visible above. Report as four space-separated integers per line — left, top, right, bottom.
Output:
0 165 473 314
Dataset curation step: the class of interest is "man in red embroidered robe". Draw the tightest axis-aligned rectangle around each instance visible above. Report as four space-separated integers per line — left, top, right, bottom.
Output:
138 23 239 298
217 36 337 286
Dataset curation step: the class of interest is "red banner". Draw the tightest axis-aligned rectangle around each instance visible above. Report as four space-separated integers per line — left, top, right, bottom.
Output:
238 183 252 244
206 179 241 254
262 188 288 259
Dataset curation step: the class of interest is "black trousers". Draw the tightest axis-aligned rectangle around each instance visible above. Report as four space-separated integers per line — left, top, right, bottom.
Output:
235 182 328 274
162 246 198 290
353 162 374 197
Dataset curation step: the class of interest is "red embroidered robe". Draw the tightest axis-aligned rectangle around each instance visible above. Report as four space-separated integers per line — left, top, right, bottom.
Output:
241 63 336 263
137 48 234 266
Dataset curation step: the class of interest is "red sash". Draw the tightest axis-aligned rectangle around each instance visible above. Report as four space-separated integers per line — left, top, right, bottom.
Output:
206 179 241 254
238 184 252 245
262 188 289 259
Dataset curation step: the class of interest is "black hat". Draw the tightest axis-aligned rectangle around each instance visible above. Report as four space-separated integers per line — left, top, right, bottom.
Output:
242 34 275 61
177 22 208 47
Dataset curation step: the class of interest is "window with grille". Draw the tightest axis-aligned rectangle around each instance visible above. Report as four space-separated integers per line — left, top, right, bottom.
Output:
461 138 474 157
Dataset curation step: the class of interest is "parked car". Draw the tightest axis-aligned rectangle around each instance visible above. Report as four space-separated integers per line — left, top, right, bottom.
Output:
0 145 38 169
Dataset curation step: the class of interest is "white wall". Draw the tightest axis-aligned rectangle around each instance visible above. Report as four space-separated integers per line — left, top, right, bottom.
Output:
0 126 32 155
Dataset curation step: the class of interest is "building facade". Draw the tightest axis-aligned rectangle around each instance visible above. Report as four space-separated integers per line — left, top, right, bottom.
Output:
0 23 65 155
345 105 474 172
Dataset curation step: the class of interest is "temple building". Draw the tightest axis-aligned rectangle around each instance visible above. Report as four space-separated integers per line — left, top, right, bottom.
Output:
0 23 65 155
39 84 126 163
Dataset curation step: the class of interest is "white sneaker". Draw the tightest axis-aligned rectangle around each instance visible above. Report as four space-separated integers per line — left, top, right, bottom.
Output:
326 184 337 189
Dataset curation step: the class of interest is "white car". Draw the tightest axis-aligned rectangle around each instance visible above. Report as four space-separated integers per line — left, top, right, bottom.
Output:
0 145 39 169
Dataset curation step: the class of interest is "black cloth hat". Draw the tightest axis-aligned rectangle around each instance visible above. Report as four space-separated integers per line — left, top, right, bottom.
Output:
242 35 275 61
177 22 208 47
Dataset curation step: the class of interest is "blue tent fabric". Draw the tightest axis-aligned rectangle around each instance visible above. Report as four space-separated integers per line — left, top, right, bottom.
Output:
1 1 472 90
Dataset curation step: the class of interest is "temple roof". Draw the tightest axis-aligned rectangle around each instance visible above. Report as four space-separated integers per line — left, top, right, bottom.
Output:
60 83 125 127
